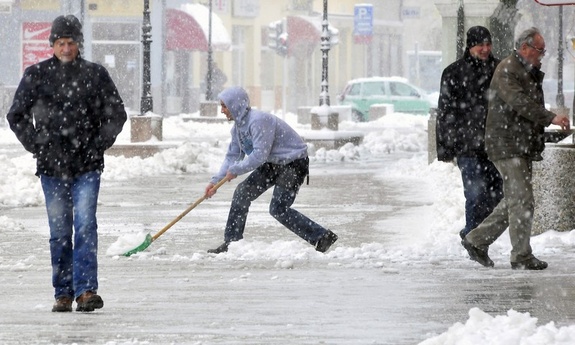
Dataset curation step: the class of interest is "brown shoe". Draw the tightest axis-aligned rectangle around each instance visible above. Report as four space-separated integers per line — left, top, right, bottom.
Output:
75 291 104 312
52 296 73 312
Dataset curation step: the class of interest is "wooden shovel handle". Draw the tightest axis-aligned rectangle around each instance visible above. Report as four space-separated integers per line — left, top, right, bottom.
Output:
151 178 228 241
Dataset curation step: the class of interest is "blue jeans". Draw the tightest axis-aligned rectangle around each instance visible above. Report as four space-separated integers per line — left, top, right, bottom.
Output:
40 171 101 300
224 158 328 245
457 156 503 237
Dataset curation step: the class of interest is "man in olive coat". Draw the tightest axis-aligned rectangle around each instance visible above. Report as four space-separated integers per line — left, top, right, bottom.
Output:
462 27 570 270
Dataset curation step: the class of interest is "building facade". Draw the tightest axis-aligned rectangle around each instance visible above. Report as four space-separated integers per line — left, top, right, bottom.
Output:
0 0 437 115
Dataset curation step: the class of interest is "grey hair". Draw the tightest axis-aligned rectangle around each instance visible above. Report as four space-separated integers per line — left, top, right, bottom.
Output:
516 27 541 49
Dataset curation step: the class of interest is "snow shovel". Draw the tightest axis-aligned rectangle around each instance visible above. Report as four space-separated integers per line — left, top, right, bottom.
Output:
122 178 228 256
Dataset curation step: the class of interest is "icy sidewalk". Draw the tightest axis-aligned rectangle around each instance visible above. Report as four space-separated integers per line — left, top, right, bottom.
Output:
3 160 575 344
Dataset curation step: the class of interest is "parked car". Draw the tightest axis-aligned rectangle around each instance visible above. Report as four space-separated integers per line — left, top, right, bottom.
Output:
337 77 431 121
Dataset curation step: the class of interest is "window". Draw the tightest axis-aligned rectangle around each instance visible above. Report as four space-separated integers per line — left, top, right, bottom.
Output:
363 82 385 96
389 82 419 97
292 0 311 11
92 22 139 41
348 83 361 96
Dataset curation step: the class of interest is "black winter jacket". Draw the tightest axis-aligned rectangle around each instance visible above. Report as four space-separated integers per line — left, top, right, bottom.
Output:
436 49 499 161
7 56 127 178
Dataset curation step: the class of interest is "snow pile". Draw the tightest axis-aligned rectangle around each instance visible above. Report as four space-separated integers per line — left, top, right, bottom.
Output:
420 308 575 345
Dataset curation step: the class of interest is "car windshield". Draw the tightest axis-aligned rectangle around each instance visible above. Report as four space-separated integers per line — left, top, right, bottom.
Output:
363 82 385 96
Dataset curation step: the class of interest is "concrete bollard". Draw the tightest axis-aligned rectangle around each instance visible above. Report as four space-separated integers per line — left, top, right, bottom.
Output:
311 111 339 130
130 115 163 142
297 106 313 124
532 142 575 235
369 104 393 120
200 101 219 117
427 108 437 164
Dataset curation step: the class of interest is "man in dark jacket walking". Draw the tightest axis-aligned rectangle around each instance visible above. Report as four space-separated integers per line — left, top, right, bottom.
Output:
436 26 503 239
7 15 127 311
461 27 570 270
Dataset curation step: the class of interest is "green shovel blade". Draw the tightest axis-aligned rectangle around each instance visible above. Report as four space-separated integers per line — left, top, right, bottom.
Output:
123 233 153 257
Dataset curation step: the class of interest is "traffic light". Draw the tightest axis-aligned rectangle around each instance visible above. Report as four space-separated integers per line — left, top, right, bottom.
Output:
277 32 288 57
267 20 288 57
267 20 281 50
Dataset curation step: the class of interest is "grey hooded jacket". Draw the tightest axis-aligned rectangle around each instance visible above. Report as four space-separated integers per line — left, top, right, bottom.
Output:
210 87 308 184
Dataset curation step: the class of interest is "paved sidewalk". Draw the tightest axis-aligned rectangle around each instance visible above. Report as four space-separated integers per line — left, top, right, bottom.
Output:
2 158 575 344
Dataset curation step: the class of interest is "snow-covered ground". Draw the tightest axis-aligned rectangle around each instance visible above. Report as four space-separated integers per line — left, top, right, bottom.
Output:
2 109 575 344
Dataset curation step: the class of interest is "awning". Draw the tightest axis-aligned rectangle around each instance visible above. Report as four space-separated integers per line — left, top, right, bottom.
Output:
166 4 231 52
287 15 338 58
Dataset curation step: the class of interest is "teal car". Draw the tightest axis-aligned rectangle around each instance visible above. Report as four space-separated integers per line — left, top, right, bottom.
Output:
337 77 431 121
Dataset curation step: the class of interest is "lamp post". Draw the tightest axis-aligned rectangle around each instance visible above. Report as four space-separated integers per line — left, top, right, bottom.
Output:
310 0 338 131
140 0 153 115
199 0 219 117
556 5 565 109
131 0 161 143
319 0 330 107
456 0 464 60
205 0 214 101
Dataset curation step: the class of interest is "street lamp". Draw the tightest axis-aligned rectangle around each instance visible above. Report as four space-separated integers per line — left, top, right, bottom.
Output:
205 0 214 101
131 0 161 143
456 0 464 60
140 0 153 114
319 0 330 107
556 5 565 109
310 0 338 131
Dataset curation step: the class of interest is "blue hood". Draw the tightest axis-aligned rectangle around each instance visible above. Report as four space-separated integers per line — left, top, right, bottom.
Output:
218 87 250 122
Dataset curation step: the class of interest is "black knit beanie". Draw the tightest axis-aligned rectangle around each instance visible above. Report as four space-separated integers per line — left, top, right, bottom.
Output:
466 26 492 48
49 15 83 47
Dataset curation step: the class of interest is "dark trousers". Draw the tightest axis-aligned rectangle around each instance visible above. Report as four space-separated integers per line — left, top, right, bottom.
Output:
457 156 504 237
224 157 327 245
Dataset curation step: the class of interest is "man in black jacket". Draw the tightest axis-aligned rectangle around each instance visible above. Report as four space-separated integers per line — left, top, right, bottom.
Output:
7 15 127 312
436 26 503 240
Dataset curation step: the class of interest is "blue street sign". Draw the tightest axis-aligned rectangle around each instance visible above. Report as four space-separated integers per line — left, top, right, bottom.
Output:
354 4 373 37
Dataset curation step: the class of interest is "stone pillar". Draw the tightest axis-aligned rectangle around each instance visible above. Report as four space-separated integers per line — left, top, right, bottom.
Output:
130 115 163 142
434 0 500 68
532 142 575 235
311 108 338 131
200 101 219 117
428 108 438 164
297 106 313 124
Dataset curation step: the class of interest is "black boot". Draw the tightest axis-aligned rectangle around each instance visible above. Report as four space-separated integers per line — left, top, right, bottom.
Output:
315 230 338 253
511 257 548 270
461 238 494 267
208 242 229 254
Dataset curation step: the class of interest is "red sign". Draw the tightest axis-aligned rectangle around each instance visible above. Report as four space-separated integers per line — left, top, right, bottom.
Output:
22 22 53 73
534 0 575 5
